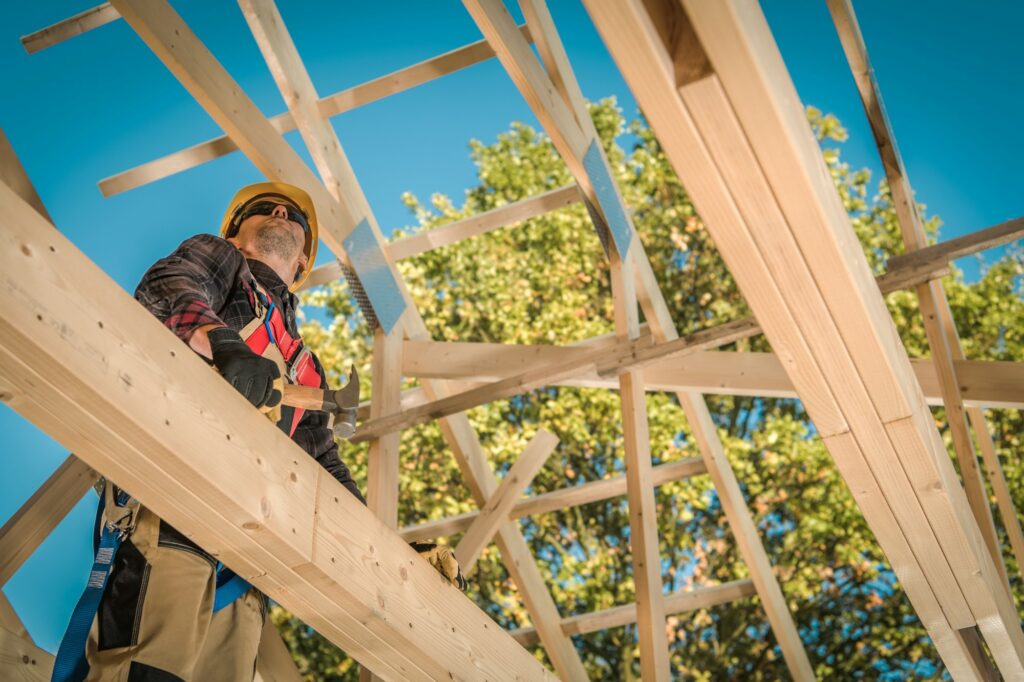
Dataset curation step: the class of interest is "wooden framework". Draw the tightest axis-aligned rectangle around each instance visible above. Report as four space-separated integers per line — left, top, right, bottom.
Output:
2 1 1020 680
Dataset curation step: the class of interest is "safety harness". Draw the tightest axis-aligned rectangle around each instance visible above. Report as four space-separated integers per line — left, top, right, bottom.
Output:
52 273 321 682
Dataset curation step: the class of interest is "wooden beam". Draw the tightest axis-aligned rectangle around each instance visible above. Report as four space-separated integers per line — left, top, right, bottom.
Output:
0 593 28 639
585 0 1020 676
828 0 1011 593
884 216 1024 286
97 25 533 198
455 430 558 574
300 184 581 291
364 327 403 528
387 184 581 261
226 2 586 677
510 579 757 647
483 2 814 676
0 627 52 682
402 456 705 542
0 176 553 680
403 342 1024 409
0 132 51 223
255 620 303 682
353 316 759 442
0 454 98 588
20 3 118 54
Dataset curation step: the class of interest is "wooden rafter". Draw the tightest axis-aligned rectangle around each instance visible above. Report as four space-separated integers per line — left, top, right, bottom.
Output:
231 0 587 677
583 0 1022 676
464 0 815 677
97 25 534 198
19 3 117 55
0 454 98 588
0 176 553 679
827 0 1020 590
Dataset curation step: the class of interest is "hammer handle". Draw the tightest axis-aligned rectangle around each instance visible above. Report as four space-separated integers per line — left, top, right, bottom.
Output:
280 383 329 410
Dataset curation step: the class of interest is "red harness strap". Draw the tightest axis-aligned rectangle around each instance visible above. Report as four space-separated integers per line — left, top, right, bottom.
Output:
241 287 322 436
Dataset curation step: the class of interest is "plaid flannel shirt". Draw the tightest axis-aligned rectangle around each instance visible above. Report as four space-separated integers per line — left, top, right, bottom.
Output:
135 234 364 503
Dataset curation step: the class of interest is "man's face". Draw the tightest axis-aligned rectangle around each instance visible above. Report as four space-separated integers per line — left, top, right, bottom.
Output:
229 202 308 285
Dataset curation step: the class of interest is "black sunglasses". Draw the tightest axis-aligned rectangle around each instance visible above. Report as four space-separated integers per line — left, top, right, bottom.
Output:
236 200 310 233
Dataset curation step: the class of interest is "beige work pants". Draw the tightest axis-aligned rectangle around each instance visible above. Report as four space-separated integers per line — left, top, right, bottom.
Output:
84 506 265 681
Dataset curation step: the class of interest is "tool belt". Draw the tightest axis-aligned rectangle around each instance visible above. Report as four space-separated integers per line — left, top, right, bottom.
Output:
238 275 322 437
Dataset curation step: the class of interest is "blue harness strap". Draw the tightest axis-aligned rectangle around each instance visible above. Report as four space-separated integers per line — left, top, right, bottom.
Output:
52 492 251 682
213 566 252 612
51 491 130 682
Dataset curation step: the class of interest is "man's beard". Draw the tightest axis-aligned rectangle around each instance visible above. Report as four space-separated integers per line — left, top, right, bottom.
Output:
253 219 302 262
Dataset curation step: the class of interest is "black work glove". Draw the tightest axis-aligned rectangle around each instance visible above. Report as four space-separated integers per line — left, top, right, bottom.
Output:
208 327 282 408
410 541 468 591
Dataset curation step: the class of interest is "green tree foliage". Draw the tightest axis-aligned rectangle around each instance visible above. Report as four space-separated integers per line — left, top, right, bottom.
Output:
275 101 1024 680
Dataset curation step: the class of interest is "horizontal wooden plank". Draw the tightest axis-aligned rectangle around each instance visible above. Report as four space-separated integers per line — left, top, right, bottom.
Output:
97 25 533 197
510 580 757 647
352 317 760 442
403 341 1024 409
0 627 52 681
401 457 705 543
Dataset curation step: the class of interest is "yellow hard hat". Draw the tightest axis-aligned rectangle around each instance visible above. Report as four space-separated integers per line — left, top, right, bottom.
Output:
221 182 319 291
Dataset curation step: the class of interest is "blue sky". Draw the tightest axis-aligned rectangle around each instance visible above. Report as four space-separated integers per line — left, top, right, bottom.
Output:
1 0 1021 654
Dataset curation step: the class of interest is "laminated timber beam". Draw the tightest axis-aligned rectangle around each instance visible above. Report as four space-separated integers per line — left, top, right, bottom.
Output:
0 179 552 681
827 0 1020 589
463 1 814 677
96 26 534 198
220 0 588 676
582 0 1021 677
402 342 1024 410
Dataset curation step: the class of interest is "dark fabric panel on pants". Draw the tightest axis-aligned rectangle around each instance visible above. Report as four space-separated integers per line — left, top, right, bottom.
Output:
126 660 185 682
97 539 150 651
157 520 216 568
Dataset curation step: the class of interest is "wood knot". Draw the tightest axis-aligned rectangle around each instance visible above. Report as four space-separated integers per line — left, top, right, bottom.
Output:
242 521 260 531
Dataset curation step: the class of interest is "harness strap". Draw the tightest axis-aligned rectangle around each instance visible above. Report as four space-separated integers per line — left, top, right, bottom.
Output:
51 489 132 682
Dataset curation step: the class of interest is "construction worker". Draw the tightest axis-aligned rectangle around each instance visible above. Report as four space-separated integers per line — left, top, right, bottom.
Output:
53 183 464 682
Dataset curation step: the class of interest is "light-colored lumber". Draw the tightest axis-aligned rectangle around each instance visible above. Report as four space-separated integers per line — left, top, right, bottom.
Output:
0 593 28 639
401 456 706 543
256 620 304 682
402 341 1024 409
827 0 1010 593
0 454 98 588
353 316 759 442
0 177 552 681
455 430 558 573
0 131 51 223
301 184 581 291
510 579 757 647
882 215 1024 288
221 1 585 675
584 0 1020 676
482 2 813 676
97 25 533 198
387 184 581 261
365 327 403 528
20 3 118 54
0 627 52 682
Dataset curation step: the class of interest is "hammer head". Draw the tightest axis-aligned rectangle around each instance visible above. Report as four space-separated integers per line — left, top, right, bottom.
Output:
330 367 360 439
